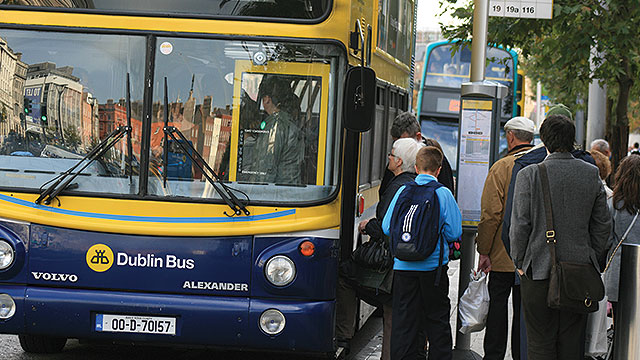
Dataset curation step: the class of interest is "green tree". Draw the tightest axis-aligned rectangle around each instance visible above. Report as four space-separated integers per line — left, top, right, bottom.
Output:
63 126 82 152
440 0 640 169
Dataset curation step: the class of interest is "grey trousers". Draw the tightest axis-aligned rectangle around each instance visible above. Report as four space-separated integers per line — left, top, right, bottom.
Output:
336 276 357 340
520 276 587 360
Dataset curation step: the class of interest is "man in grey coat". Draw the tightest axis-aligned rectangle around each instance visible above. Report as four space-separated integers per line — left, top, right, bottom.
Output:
510 114 611 359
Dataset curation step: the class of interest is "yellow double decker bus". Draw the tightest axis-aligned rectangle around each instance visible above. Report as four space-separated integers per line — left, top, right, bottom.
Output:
0 0 414 356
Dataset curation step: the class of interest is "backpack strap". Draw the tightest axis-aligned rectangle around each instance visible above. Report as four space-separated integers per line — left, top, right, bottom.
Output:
430 182 445 286
434 225 445 286
422 181 445 287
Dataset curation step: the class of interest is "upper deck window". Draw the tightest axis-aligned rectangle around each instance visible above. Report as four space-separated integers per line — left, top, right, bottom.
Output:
0 0 330 21
377 0 414 65
425 44 514 89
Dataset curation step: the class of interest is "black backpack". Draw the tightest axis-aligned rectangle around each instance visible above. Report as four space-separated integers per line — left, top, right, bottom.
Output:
390 181 443 261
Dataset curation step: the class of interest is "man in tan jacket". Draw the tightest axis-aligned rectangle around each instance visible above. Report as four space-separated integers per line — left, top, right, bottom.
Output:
477 116 535 360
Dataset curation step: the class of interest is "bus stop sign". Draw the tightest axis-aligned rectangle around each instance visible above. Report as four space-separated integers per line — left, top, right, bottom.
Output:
489 0 553 19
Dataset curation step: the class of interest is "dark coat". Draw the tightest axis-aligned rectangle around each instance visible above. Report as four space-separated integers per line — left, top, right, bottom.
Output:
501 146 596 254
365 172 416 240
510 152 610 279
379 140 454 197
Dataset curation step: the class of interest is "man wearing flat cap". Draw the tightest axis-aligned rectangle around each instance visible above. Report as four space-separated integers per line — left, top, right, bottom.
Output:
476 116 535 360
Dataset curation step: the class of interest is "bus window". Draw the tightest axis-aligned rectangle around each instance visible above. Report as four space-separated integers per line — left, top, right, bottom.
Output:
0 0 330 20
516 71 525 116
425 44 514 90
150 38 339 203
498 128 508 159
421 119 459 172
236 73 313 186
0 29 144 195
377 0 414 65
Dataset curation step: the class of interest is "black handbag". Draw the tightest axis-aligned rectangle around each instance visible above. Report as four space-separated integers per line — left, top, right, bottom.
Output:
539 163 604 314
351 235 393 271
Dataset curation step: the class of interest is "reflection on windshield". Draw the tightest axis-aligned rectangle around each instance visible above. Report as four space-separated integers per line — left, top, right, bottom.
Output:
421 119 459 172
150 38 340 203
0 30 144 195
425 44 513 89
421 119 509 173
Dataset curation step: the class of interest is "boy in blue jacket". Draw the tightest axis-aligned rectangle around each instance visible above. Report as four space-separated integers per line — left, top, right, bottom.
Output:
383 146 463 360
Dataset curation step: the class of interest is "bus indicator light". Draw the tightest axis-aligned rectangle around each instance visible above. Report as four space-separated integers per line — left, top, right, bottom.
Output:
299 241 315 257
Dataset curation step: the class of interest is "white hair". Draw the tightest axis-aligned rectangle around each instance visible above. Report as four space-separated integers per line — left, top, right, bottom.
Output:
392 138 424 173
590 139 610 153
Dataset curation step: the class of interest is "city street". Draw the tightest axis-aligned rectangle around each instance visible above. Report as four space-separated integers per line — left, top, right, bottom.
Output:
0 261 500 360
0 334 326 360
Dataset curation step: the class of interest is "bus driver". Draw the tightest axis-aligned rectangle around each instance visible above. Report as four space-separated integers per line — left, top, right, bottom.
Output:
242 75 303 184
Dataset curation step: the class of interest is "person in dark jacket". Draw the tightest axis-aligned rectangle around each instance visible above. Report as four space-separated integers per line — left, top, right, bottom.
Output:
240 75 302 184
380 112 455 195
510 114 610 359
336 138 423 360
502 104 595 259
359 137 421 240
500 104 596 359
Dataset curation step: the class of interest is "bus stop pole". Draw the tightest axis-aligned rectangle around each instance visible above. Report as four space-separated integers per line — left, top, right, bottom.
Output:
470 0 489 83
453 1 488 360
614 244 640 359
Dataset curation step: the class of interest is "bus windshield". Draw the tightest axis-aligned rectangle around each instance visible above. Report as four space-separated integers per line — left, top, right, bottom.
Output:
0 29 342 205
0 0 330 20
425 44 514 89
150 38 342 204
0 29 145 197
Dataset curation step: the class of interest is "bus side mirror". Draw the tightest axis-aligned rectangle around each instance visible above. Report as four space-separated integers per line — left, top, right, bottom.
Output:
343 66 376 132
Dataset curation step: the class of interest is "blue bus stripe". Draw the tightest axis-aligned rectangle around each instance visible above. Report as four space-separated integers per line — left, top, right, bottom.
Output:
0 194 295 223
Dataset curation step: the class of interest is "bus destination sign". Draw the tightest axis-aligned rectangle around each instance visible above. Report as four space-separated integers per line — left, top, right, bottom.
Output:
489 0 553 19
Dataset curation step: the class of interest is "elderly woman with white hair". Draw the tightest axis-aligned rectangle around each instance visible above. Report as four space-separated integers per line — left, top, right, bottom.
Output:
353 137 424 360
360 137 424 240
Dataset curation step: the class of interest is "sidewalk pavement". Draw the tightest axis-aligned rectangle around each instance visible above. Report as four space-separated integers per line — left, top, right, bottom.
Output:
351 259 515 360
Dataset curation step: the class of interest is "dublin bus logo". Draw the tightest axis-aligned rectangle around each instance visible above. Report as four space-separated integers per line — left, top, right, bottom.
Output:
86 244 114 272
91 249 109 264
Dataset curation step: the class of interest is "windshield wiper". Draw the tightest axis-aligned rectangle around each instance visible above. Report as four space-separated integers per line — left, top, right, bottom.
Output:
162 77 250 217
37 73 136 205
125 73 134 185
35 125 130 205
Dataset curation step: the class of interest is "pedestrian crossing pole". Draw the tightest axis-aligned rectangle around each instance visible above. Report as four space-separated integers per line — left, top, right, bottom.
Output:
453 0 507 359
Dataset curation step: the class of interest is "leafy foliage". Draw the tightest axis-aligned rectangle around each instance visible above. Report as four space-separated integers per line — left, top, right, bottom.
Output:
439 0 640 167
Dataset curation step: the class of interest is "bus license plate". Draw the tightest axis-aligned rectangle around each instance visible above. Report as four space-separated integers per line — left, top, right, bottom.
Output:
95 314 176 335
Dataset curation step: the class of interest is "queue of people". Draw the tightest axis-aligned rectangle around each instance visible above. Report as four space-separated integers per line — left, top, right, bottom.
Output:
337 104 640 360
478 107 640 360
336 112 458 360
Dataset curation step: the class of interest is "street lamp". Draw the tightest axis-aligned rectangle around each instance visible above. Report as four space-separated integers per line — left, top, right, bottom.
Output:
50 83 68 146
87 94 99 149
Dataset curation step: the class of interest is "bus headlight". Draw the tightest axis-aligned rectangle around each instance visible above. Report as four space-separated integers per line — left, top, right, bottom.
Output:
0 294 15 319
259 309 285 335
0 241 14 270
265 255 295 286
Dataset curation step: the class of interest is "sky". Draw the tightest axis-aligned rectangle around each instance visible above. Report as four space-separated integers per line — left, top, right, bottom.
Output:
417 0 461 31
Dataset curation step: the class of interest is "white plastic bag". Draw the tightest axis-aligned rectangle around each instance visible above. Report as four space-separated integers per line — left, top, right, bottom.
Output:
584 295 609 357
458 270 490 335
